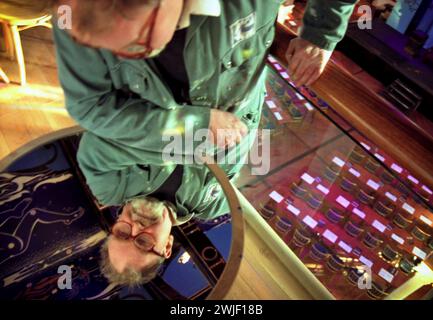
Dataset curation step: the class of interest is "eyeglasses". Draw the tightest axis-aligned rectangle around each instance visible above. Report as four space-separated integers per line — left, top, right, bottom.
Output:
113 4 160 59
111 220 166 258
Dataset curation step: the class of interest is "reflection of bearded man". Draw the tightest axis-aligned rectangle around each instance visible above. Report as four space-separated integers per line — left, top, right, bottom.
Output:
100 197 177 287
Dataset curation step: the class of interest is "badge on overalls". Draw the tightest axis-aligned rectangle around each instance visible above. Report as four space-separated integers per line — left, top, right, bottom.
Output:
204 183 222 203
230 12 256 48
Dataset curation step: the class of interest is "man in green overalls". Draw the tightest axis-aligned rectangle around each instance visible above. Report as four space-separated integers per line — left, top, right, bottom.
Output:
48 0 357 286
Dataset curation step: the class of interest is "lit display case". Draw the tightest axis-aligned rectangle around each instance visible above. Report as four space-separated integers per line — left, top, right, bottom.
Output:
234 59 433 300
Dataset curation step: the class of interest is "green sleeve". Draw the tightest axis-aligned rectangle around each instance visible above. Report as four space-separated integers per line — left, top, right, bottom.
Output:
52 24 211 164
76 132 162 205
300 0 357 51
195 191 230 221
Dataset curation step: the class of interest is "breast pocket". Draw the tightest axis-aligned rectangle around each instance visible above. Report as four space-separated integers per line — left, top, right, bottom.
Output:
218 23 275 110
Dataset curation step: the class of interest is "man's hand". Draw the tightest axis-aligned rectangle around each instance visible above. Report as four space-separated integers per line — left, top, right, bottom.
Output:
209 109 248 149
285 37 332 86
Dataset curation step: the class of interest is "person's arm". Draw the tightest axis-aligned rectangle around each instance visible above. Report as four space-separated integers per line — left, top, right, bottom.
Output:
52 23 210 164
285 0 357 86
300 0 357 51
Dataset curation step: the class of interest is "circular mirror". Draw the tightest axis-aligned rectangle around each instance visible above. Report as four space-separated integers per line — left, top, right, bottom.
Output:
0 126 243 300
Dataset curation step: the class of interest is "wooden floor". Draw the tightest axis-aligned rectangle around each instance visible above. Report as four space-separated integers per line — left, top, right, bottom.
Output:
0 27 302 300
0 27 75 158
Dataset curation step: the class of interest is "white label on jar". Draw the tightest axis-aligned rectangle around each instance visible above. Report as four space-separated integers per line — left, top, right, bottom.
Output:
303 215 318 229
280 72 289 79
323 229 338 243
269 191 284 203
360 256 373 268
385 192 397 202
412 247 427 260
391 233 404 244
402 203 415 215
332 157 345 168
374 153 385 162
353 208 366 219
420 215 432 226
372 220 386 233
336 196 350 208
379 269 394 283
301 173 315 185
361 142 371 150
304 102 314 111
422 185 433 195
268 56 277 63
273 112 283 120
338 241 352 253
316 184 329 195
349 168 361 177
274 63 283 71
367 179 380 191
266 100 277 109
287 204 300 216
408 175 419 184
391 163 403 173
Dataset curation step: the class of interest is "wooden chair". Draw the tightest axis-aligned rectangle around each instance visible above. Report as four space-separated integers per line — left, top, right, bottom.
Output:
0 1 52 85
0 66 9 83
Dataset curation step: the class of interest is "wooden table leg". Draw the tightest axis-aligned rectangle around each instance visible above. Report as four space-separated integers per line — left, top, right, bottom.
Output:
0 22 15 59
10 25 26 86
